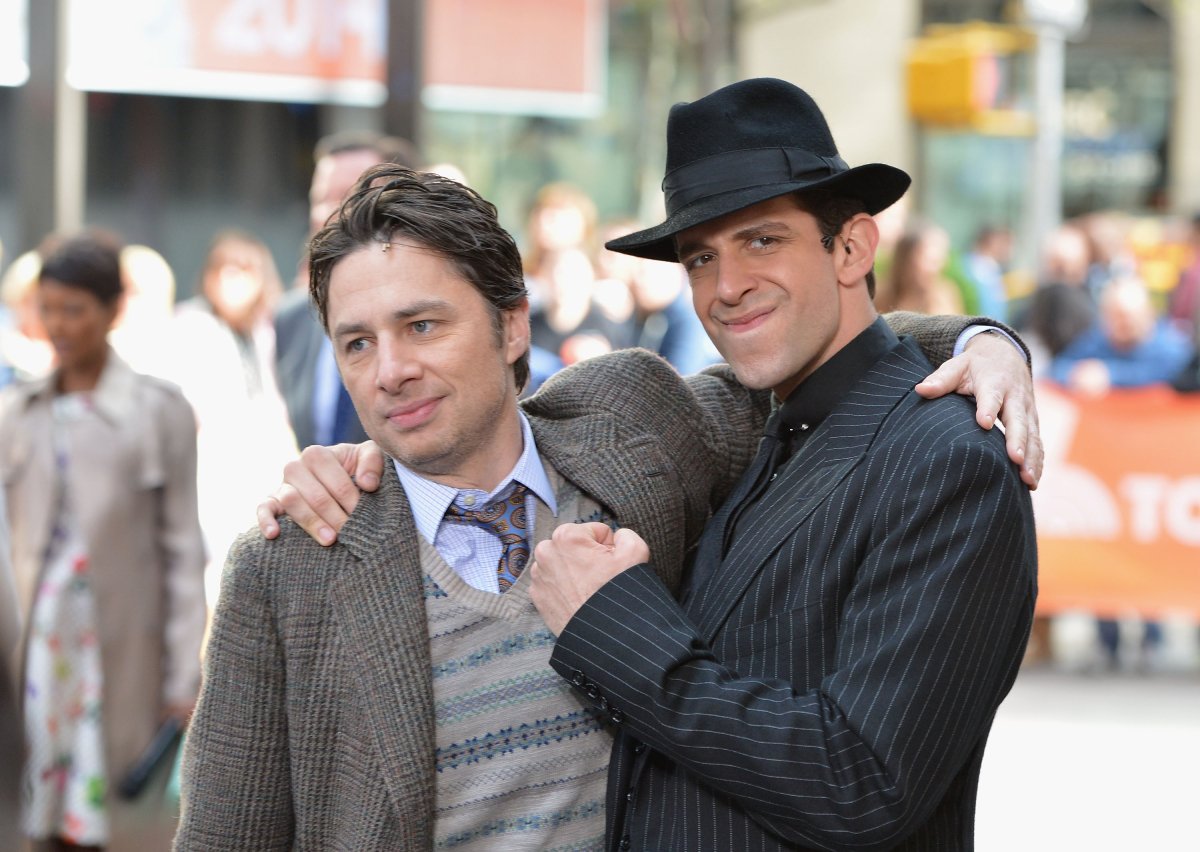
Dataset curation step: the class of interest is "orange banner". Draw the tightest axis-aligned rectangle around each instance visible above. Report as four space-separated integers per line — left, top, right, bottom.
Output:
1033 384 1200 618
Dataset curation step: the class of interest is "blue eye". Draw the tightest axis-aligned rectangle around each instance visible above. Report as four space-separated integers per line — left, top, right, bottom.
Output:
411 320 433 334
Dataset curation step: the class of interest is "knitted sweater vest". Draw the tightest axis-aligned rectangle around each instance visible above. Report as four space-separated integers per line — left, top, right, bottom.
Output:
420 464 615 850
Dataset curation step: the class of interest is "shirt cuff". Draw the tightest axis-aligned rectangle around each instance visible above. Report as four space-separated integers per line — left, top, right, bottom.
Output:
954 324 1023 358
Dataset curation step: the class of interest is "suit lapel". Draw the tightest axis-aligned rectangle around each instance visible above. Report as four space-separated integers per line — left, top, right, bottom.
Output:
329 464 437 828
688 338 932 640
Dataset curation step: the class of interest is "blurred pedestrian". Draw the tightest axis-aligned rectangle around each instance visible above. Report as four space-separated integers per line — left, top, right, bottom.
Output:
0 487 20 852
963 224 1013 322
0 231 206 850
167 230 297 605
877 221 964 315
275 130 420 449
109 244 177 379
1050 275 1193 396
1167 212 1200 338
596 219 720 374
0 249 54 385
524 183 632 367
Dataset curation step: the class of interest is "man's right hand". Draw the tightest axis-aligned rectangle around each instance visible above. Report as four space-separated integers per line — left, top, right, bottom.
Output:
256 441 386 545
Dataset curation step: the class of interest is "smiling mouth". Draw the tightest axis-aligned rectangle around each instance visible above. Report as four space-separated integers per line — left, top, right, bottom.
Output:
385 398 440 430
719 308 773 331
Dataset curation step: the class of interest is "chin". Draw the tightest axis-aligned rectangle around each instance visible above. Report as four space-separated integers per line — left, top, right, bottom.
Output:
728 362 776 392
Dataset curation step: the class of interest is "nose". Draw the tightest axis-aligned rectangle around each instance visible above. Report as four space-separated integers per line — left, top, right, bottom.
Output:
714 255 755 305
375 338 422 393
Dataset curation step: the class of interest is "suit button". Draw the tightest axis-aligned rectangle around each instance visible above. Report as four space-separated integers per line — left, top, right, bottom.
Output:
633 741 646 755
571 670 586 687
610 709 624 725
619 837 632 850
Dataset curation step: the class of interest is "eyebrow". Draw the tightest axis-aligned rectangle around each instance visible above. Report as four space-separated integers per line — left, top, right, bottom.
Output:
332 298 452 338
676 219 795 260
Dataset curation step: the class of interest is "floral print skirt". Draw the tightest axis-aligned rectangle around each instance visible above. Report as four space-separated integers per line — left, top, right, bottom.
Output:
21 393 109 845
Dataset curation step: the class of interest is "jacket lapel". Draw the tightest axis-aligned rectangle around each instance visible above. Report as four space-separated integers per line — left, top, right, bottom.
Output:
530 412 689 593
329 464 437 830
689 338 932 640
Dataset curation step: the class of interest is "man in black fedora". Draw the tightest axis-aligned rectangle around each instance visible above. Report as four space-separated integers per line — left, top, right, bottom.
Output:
527 77 1038 850
251 78 1039 849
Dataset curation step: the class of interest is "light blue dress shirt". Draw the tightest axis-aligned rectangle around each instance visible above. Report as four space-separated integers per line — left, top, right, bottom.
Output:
394 412 557 593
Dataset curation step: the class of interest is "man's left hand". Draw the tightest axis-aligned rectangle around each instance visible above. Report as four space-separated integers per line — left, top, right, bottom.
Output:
530 522 650 636
915 331 1043 489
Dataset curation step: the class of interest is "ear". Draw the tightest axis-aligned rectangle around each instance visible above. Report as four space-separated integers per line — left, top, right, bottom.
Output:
835 213 880 288
502 297 532 366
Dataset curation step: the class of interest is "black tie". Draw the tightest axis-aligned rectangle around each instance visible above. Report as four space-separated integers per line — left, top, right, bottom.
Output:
722 409 790 556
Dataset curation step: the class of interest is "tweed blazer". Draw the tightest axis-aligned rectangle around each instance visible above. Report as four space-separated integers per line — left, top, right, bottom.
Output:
174 349 766 850
551 336 1037 851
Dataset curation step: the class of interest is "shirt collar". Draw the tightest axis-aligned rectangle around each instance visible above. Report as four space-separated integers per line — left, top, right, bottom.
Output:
17 347 139 425
772 316 899 436
394 411 557 545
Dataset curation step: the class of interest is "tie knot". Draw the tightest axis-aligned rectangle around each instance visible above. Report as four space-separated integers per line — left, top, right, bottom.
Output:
443 482 531 592
445 482 529 532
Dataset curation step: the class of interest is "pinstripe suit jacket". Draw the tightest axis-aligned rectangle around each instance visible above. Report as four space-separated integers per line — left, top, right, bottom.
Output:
550 335 1038 852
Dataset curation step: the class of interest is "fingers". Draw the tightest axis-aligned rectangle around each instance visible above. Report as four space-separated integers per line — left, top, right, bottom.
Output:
337 440 384 491
300 445 363 514
1000 388 1044 489
967 338 1042 487
274 449 360 545
917 336 1043 489
550 521 616 548
914 357 970 402
255 495 284 539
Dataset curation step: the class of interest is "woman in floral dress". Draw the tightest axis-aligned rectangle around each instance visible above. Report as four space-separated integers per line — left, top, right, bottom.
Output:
0 232 206 851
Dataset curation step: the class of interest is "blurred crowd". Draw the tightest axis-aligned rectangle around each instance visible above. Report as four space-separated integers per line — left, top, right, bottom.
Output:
1 130 1199 848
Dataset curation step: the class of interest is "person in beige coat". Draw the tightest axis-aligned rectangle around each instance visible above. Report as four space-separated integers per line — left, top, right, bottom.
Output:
0 232 207 851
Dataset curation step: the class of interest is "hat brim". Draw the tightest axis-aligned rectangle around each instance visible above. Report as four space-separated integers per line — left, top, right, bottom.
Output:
606 164 911 262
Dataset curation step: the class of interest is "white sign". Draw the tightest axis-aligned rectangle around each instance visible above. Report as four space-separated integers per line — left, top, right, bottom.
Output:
0 0 28 87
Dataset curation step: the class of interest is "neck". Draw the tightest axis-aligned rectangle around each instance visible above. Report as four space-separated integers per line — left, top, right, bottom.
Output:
425 403 526 493
57 348 108 394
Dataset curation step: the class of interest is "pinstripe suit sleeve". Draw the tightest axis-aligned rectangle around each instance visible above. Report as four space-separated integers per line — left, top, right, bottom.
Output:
175 531 295 850
550 435 1035 850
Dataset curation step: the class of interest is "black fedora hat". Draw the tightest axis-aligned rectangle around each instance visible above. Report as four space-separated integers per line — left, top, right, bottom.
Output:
607 77 911 262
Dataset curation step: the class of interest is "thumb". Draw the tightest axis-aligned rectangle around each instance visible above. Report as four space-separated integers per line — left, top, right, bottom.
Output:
613 527 650 564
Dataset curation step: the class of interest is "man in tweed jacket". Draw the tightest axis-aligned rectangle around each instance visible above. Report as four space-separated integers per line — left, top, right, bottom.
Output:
186 156 1037 846
529 79 1037 851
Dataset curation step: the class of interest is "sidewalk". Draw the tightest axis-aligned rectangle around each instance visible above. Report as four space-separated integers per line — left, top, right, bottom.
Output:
977 667 1200 850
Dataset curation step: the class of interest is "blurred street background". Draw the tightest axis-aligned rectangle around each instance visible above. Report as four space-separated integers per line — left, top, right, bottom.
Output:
2 0 1199 848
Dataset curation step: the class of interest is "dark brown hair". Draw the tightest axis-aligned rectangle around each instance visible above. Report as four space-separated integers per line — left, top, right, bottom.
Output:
309 164 531 390
794 190 876 298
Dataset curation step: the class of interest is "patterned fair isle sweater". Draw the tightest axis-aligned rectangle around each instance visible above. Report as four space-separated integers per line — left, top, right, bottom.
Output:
419 464 617 851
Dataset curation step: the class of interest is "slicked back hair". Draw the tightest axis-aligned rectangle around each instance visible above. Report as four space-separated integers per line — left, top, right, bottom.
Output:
309 164 531 391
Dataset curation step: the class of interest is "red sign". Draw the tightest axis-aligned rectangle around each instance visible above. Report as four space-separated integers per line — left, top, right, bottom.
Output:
63 0 605 115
